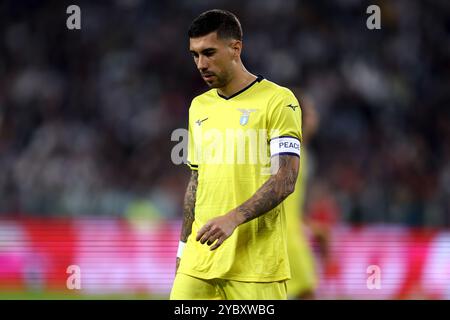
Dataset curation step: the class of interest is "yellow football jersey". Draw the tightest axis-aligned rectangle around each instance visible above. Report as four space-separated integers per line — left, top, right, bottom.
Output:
178 75 302 282
284 151 319 296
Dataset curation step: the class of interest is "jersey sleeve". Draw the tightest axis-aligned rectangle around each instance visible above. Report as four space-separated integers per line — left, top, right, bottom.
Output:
267 88 302 158
186 104 199 171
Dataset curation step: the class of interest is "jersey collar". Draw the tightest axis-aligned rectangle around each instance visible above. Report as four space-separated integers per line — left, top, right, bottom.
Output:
217 75 264 100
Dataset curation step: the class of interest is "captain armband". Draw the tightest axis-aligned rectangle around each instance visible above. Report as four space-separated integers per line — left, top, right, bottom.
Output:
269 136 301 157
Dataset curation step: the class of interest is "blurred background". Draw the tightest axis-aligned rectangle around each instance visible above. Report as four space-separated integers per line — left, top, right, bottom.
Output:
0 0 449 299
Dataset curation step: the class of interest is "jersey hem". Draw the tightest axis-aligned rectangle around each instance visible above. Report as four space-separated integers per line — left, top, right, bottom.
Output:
178 269 290 283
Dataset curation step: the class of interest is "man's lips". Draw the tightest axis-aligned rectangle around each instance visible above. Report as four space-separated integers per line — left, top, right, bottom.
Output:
202 74 215 80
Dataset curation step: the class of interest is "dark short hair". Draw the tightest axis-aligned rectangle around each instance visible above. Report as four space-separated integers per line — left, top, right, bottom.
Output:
188 9 243 41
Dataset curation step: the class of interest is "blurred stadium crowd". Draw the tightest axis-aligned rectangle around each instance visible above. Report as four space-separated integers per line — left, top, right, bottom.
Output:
0 0 449 227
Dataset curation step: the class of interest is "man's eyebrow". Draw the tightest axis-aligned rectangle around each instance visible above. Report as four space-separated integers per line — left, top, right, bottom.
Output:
201 48 216 53
190 48 217 55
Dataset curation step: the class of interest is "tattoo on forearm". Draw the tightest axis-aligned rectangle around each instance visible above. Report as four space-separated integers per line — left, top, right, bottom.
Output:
237 155 299 223
181 171 198 242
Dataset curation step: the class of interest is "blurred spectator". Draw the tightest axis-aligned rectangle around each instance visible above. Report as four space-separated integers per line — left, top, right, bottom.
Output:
0 0 449 227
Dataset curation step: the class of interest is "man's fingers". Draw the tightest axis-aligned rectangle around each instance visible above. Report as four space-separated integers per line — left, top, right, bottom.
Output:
199 228 217 244
210 237 224 251
196 223 212 241
199 227 222 244
206 230 222 246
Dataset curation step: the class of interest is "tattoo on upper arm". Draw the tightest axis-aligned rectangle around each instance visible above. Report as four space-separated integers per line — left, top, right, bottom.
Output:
280 155 298 195
181 171 198 242
237 155 299 223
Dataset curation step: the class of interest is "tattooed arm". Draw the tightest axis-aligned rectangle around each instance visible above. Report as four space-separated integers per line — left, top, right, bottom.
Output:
176 170 198 272
196 155 299 250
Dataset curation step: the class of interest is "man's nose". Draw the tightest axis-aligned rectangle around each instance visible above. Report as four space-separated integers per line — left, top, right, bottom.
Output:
197 55 208 71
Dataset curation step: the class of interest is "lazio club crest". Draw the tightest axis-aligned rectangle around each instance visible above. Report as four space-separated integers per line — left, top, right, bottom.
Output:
237 109 257 126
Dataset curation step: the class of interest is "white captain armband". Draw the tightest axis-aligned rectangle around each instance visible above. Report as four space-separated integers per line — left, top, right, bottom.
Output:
270 136 301 157
177 241 186 258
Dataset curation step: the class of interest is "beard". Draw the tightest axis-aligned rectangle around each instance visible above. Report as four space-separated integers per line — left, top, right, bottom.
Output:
201 70 230 88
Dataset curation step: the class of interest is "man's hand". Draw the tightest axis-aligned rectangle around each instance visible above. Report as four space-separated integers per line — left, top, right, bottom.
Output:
196 211 245 250
175 257 180 274
195 155 299 251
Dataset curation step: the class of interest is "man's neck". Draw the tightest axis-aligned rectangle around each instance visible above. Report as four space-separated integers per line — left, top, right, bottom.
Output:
217 69 257 98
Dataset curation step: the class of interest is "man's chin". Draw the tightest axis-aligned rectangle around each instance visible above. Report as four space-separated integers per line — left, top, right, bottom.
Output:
204 80 219 88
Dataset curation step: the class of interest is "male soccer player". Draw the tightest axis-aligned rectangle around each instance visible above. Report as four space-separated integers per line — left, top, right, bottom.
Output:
284 95 320 299
170 9 302 300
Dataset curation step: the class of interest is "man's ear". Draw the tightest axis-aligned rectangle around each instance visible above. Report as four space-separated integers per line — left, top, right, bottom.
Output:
230 40 242 58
